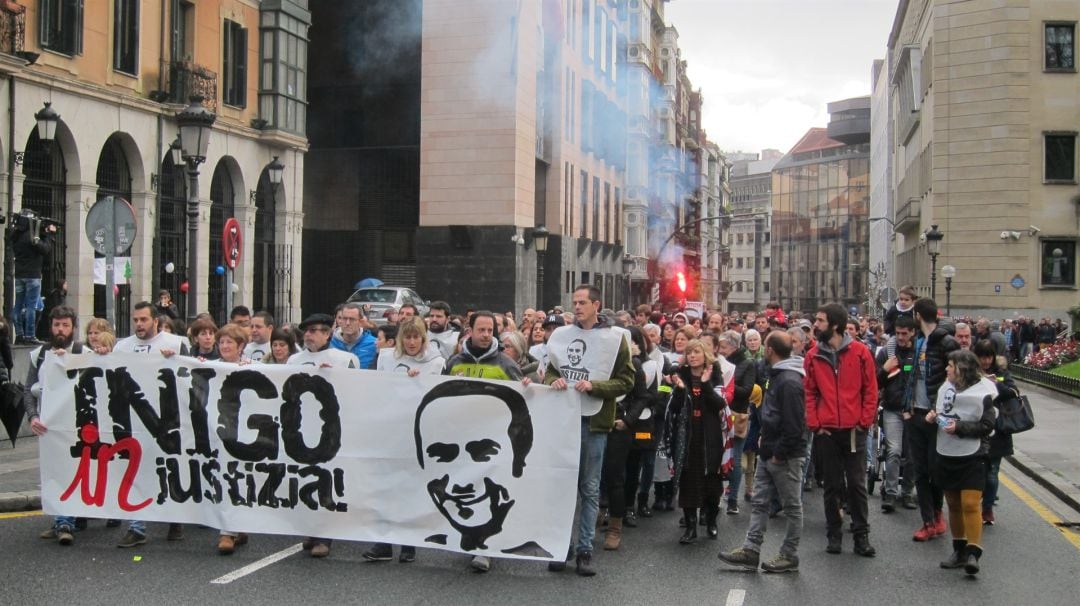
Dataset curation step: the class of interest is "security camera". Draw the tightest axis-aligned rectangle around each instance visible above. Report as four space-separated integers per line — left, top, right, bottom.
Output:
1029 225 1041 235
1000 231 1010 240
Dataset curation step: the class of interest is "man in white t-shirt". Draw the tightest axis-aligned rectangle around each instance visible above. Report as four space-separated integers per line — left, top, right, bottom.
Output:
110 301 188 545
242 311 273 362
288 313 360 368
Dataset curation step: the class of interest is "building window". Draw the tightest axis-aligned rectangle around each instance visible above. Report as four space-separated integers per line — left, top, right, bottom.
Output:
113 0 139 74
736 258 743 269
764 257 771 268
223 19 248 107
259 6 310 134
40 0 83 55
1045 23 1076 71
592 176 600 241
1044 132 1077 182
736 233 743 245
579 170 588 239
763 281 770 292
1041 240 1076 287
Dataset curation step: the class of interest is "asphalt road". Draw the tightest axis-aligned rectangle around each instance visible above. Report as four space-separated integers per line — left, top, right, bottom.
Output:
2 465 1078 606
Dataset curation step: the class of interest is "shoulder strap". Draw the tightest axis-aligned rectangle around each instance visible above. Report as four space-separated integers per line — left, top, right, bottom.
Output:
34 346 47 370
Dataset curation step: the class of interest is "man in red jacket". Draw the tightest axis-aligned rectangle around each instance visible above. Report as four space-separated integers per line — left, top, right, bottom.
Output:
805 303 878 557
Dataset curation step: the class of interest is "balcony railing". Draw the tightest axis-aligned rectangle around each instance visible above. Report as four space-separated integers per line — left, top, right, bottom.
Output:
895 197 921 232
169 61 218 110
0 2 25 56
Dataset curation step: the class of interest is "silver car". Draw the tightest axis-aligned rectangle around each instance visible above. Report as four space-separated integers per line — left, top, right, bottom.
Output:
345 286 429 326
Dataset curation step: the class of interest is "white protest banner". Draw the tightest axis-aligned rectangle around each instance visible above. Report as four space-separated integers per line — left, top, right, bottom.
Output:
545 324 626 387
39 353 585 560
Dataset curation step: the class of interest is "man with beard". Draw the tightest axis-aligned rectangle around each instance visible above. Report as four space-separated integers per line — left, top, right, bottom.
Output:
427 301 460 358
23 306 84 544
414 381 549 558
804 303 878 557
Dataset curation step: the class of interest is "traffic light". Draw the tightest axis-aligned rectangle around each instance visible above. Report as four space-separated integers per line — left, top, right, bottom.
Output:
676 271 687 294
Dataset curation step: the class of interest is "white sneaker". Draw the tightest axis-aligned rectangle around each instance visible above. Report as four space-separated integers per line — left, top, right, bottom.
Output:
470 555 491 572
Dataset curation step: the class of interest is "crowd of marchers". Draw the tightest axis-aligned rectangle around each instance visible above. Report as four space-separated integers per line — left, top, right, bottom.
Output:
13 282 1028 579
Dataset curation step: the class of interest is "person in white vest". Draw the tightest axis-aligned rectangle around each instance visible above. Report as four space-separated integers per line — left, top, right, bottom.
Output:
426 301 460 358
925 349 997 577
242 311 274 362
288 314 360 368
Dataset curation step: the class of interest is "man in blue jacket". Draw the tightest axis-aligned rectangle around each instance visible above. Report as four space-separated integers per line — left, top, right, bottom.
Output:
331 303 377 368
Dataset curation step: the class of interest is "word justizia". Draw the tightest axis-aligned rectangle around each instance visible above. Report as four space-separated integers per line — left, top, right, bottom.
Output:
59 365 349 512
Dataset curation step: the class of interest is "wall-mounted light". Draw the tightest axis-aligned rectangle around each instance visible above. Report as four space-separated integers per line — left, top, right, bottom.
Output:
35 102 60 142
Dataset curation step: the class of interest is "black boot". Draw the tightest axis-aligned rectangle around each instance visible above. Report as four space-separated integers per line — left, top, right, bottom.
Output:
940 539 968 569
964 544 983 576
637 493 653 518
679 509 698 544
705 504 719 539
853 533 876 558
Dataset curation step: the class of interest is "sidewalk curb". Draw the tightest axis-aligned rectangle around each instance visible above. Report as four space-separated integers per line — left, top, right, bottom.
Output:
1008 449 1080 515
0 491 41 513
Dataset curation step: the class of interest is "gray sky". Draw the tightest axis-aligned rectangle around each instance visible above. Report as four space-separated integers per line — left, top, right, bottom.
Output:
663 0 898 155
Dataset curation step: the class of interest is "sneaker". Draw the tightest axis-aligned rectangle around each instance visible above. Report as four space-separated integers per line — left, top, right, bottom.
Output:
399 546 416 563
166 523 184 541
881 495 895 513
983 510 995 526
39 528 57 540
826 535 842 554
912 523 936 542
363 543 394 562
933 510 947 536
57 527 75 546
900 494 918 510
726 502 740 515
117 531 147 548
575 552 596 577
624 511 638 528
471 555 491 573
717 548 760 571
217 535 236 555
761 553 799 573
310 542 330 558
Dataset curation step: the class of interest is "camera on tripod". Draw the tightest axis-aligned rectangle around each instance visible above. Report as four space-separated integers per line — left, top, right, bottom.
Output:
12 208 62 238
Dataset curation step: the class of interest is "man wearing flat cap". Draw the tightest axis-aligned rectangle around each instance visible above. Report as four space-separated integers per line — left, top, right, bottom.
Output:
288 313 361 368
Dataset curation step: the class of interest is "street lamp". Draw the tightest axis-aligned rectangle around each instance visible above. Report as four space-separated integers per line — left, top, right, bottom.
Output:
622 254 635 310
532 225 549 311
924 224 944 301
34 102 60 142
176 95 217 321
941 264 956 317
267 156 285 187
168 134 184 166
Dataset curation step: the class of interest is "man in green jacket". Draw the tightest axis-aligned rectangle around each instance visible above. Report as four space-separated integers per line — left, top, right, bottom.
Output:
545 285 634 577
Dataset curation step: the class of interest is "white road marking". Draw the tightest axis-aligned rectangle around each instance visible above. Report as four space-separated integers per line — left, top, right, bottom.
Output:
725 589 747 606
210 543 304 585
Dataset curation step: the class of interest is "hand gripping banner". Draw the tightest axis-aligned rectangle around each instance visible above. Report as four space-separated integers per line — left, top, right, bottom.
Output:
38 352 587 560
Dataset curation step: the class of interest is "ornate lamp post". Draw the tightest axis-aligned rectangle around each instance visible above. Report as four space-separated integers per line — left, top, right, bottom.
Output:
925 224 944 301
532 225 549 311
941 264 956 317
34 102 60 141
176 95 216 321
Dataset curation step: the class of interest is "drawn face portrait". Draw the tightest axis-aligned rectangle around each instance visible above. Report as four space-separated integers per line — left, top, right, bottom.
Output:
566 339 586 367
418 394 517 549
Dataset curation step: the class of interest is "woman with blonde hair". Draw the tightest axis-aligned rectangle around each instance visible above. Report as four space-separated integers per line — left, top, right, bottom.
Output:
85 318 116 354
667 339 732 543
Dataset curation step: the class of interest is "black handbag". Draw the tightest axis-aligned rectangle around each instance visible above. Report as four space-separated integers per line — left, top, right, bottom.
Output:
996 393 1035 434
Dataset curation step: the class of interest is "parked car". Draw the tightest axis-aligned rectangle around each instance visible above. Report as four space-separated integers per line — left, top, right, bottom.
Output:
345 286 429 326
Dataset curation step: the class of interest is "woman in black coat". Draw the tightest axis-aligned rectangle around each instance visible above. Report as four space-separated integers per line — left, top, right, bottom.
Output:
667 339 729 543
974 340 1016 526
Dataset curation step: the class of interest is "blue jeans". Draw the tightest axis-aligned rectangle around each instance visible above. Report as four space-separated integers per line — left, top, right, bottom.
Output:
574 420 607 555
727 436 745 504
743 456 805 556
983 456 1002 512
12 277 41 338
129 519 146 535
54 515 76 531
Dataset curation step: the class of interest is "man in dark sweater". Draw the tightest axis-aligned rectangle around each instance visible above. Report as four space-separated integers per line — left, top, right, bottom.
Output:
10 214 56 344
718 331 807 573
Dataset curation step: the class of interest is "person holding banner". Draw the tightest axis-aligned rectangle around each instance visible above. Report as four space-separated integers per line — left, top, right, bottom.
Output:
262 328 298 365
211 323 255 555
362 316 447 563
25 306 84 545
668 339 733 544
289 314 360 368
544 285 635 577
